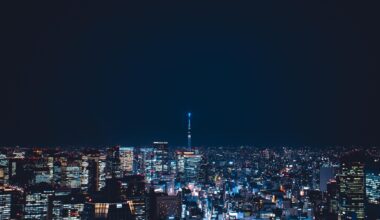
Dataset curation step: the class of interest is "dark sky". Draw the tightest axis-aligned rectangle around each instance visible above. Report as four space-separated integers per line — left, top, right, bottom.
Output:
1 1 380 147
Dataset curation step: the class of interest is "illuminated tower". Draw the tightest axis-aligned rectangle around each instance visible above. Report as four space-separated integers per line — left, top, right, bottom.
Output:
338 152 365 219
119 147 134 176
187 112 191 148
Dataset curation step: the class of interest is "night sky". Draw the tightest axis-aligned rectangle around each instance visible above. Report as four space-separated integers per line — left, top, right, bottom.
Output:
1 1 380 147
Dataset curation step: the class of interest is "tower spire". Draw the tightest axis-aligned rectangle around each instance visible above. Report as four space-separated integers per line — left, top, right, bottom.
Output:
187 112 191 148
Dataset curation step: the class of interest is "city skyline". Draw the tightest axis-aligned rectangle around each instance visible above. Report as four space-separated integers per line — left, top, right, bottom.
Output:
0 110 378 148
0 143 378 219
1 2 380 219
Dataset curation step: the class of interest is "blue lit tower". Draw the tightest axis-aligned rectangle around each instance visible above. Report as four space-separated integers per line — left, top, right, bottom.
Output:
187 112 191 148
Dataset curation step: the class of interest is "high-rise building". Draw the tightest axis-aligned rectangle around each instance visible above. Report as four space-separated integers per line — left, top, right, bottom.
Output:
81 155 90 192
320 165 337 192
153 142 169 177
47 156 54 184
106 146 122 178
0 186 24 219
123 175 147 220
35 164 52 185
82 202 133 220
24 188 54 220
81 150 106 192
0 154 9 186
51 191 85 219
326 179 339 217
175 150 202 183
148 192 181 220
53 157 66 186
98 155 107 191
63 160 81 189
338 153 365 219
120 147 134 176
0 192 11 220
137 147 155 182
107 203 134 220
88 159 100 193
366 172 380 204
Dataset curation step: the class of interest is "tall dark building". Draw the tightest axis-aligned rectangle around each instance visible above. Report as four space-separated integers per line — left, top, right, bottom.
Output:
325 179 339 218
123 175 147 220
82 202 133 220
338 152 366 219
107 203 134 220
148 192 181 220
88 159 100 193
106 147 122 178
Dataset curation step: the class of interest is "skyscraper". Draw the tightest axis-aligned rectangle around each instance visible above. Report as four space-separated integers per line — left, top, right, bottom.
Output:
123 175 147 220
175 150 202 183
320 165 337 192
106 146 122 178
366 172 380 204
120 147 134 176
338 152 365 219
24 186 54 220
137 147 155 182
0 154 9 186
326 179 339 217
0 192 11 219
148 191 181 220
81 151 103 193
88 159 99 193
153 141 169 178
